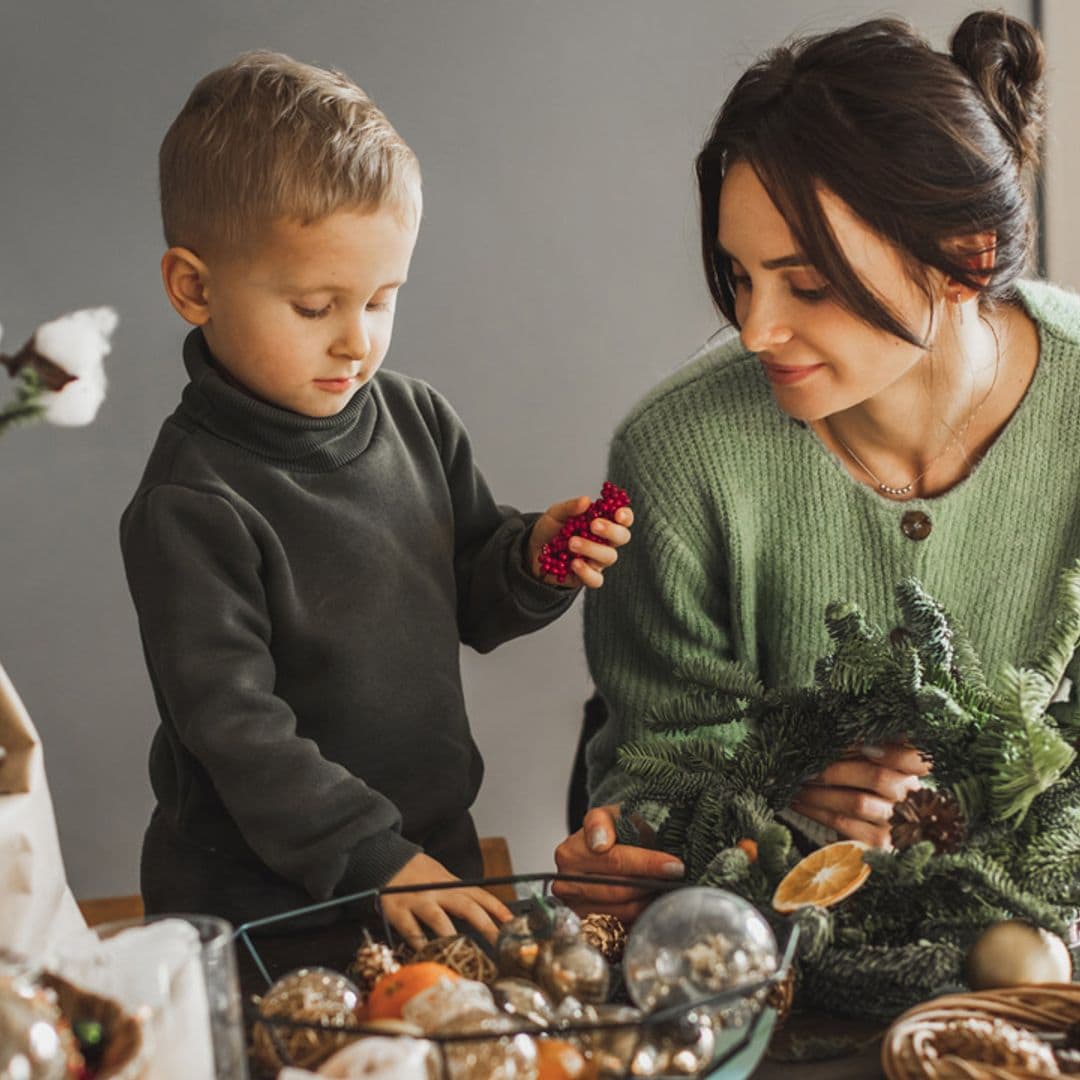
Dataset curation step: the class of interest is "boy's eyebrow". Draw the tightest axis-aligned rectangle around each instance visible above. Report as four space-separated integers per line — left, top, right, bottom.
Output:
291 278 408 292
716 242 809 270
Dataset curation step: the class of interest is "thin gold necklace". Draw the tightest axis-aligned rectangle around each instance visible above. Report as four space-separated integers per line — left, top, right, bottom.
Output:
827 315 1001 500
827 410 985 498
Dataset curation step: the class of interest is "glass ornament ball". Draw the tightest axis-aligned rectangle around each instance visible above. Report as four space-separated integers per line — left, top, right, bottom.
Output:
622 887 778 1012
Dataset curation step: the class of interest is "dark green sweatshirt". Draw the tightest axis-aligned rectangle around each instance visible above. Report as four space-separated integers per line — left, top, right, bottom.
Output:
121 331 575 922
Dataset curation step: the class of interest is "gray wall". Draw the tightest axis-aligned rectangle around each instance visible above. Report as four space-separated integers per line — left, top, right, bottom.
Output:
0 0 1027 899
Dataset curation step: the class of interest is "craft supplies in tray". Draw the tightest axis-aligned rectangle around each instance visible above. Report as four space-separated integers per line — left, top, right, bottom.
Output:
236 873 800 1079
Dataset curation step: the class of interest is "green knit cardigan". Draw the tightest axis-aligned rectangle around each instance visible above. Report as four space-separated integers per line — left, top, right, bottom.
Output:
585 279 1080 808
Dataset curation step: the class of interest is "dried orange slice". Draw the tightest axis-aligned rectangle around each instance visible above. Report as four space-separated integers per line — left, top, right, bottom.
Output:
771 840 871 913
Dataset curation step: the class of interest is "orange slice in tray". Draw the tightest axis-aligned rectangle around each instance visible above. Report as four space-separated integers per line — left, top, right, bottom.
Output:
772 839 872 913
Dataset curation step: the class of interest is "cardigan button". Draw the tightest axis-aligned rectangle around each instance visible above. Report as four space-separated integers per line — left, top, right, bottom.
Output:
900 510 932 541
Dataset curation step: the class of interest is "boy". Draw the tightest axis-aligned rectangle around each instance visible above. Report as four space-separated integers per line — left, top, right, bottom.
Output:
120 51 632 944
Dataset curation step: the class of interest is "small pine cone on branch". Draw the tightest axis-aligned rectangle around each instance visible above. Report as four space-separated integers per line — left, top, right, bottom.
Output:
346 932 400 999
579 913 628 964
890 788 967 854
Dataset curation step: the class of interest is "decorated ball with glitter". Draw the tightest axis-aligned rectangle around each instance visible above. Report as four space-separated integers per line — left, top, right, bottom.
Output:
623 887 778 1013
0 976 80 1080
251 966 361 1072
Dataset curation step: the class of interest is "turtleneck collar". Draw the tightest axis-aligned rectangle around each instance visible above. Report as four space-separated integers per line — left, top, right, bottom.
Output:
178 329 377 471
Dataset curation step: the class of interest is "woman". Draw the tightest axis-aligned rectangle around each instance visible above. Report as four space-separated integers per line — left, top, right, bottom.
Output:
554 10 1076 920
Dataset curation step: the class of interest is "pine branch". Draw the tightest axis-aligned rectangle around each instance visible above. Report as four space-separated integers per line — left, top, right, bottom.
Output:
895 578 955 673
1027 560 1080 702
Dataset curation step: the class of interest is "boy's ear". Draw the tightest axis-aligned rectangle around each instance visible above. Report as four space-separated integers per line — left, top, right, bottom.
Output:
161 247 212 326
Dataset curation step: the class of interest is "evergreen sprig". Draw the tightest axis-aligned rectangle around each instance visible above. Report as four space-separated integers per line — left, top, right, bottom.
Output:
615 566 1080 1020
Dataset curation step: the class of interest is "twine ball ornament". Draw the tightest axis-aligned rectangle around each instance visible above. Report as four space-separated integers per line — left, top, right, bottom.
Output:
251 966 360 1072
405 935 498 985
579 914 628 965
966 921 1072 990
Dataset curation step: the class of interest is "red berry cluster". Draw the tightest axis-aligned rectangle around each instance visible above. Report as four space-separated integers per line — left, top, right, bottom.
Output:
539 482 631 583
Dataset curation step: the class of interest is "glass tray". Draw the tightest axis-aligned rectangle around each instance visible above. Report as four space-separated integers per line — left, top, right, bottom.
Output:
235 873 800 1080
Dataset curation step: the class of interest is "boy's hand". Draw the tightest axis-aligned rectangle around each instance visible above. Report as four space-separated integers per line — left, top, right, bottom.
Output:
380 852 512 950
528 497 634 589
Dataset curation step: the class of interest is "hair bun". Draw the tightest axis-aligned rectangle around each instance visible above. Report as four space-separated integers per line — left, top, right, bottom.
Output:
950 10 1045 170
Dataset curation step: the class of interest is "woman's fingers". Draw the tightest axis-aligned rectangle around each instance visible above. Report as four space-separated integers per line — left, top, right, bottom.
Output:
790 800 893 849
795 783 894 824
859 742 932 776
582 806 619 852
812 759 922 802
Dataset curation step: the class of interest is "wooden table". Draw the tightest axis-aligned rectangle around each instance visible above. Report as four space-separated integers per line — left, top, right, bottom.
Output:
753 1011 885 1078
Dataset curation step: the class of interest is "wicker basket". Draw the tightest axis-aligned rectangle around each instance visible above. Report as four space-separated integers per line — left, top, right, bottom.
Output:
881 983 1080 1079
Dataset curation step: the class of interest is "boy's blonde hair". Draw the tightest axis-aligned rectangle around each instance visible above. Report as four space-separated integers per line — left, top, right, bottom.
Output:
160 50 420 252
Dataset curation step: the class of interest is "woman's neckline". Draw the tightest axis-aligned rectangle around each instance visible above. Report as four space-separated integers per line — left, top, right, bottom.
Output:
802 292 1043 506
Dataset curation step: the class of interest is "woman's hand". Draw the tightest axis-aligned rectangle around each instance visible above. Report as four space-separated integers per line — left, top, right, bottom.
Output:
380 852 512 950
528 498 634 589
552 804 685 922
790 742 931 848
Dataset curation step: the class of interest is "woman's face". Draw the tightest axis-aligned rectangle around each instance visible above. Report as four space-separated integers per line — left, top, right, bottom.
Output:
717 160 937 422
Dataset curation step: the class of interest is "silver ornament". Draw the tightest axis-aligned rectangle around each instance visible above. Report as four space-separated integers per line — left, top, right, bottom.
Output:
494 915 542 980
491 978 554 1028
535 939 610 1005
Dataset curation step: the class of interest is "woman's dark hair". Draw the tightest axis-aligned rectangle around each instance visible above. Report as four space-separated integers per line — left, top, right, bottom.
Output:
697 11 1046 345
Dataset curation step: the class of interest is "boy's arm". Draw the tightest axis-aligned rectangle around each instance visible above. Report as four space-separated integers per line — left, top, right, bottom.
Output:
428 390 577 653
121 483 420 900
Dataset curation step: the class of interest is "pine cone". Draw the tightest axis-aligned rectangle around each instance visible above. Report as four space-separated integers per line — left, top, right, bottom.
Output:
890 788 967 854
346 936 400 998
579 913 628 964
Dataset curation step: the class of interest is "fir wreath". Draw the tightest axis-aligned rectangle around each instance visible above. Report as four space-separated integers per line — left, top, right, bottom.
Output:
612 566 1080 1021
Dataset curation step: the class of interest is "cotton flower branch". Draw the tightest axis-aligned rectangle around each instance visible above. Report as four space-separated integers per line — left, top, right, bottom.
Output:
0 307 117 435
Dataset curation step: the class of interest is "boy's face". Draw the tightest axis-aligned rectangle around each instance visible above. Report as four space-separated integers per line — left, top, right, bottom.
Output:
186 205 419 417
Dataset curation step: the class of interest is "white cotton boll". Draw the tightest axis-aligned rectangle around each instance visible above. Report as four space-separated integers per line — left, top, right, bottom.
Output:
33 306 117 426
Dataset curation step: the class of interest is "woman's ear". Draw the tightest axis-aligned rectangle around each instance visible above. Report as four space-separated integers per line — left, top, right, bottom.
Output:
161 247 212 326
944 231 996 301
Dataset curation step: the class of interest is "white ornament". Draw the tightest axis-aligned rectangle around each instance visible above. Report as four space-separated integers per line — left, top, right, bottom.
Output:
966 921 1073 990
